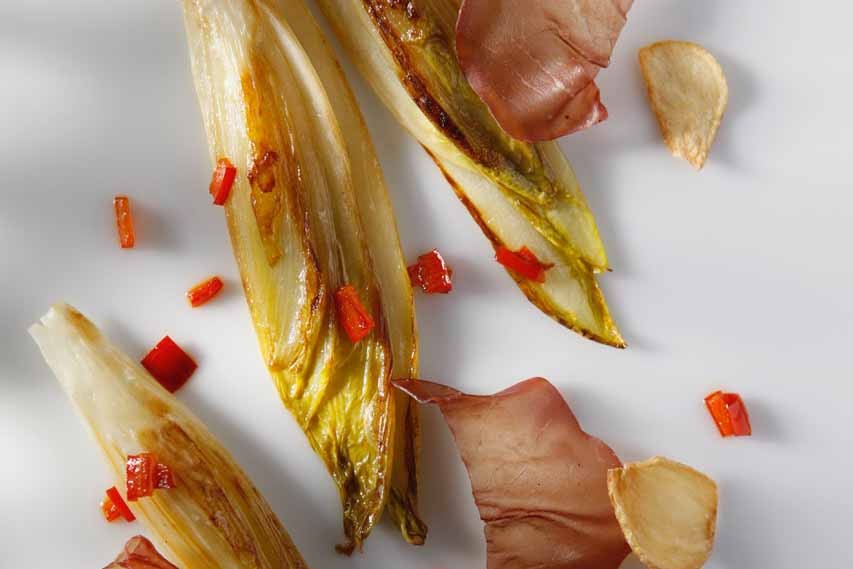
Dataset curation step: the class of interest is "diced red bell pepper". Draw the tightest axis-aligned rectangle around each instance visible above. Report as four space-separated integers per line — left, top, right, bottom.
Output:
408 249 453 294
705 390 751 437
155 463 176 490
101 495 121 522
722 392 752 436
209 158 237 206
704 391 733 436
141 336 197 393
186 276 224 308
105 486 135 522
126 453 158 501
114 195 135 249
334 285 376 343
495 246 554 283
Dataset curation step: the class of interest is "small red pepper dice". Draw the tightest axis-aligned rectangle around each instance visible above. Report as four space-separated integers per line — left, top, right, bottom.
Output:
113 195 135 249
705 390 751 437
126 453 158 501
210 158 237 206
105 486 135 522
334 285 376 343
408 249 453 294
187 276 224 308
100 495 121 522
141 336 197 393
495 246 553 283
722 393 752 436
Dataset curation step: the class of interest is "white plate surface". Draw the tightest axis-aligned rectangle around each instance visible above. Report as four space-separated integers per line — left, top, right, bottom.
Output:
1 1 852 567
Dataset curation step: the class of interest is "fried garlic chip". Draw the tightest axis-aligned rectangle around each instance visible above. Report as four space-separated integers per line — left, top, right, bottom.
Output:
639 41 728 169
607 456 718 569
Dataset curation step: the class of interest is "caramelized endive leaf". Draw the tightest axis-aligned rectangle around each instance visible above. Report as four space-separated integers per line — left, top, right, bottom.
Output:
180 0 423 549
267 0 424 544
29 304 308 569
315 0 624 347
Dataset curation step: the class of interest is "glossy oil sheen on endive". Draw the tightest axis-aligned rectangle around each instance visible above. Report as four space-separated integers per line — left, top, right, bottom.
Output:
316 0 624 346
29 304 309 569
181 0 423 550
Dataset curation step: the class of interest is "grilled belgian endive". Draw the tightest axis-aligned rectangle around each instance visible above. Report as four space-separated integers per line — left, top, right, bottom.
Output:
29 304 309 569
180 0 424 551
315 0 624 347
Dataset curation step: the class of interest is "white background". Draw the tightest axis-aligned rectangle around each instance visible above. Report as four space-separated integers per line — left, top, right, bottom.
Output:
1 0 851 567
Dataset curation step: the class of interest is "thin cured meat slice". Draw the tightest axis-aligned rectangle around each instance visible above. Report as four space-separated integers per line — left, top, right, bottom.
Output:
456 0 634 141
103 536 178 569
394 377 630 569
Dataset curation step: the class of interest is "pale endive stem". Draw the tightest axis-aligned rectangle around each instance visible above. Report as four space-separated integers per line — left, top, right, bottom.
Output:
29 303 309 569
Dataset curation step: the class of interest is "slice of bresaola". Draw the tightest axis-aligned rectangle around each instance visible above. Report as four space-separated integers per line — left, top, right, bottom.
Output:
104 536 178 569
456 0 634 142
394 378 629 569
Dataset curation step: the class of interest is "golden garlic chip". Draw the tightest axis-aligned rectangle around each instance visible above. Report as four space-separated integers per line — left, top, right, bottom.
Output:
639 41 728 169
607 456 718 569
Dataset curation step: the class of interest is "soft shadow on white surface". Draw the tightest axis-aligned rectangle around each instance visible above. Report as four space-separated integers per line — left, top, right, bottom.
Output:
132 201 182 252
414 404 485 558
739 398 786 444
704 53 759 173
713 477 767 569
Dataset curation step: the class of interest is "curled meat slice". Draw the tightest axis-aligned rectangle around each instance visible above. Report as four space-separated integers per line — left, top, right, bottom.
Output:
394 377 630 569
456 0 634 141
104 536 178 569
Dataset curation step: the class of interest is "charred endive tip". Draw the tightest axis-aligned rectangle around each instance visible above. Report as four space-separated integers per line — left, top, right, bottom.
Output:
314 0 624 347
29 303 309 569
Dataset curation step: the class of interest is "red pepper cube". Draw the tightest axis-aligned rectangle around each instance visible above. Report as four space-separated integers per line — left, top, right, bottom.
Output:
187 276 224 308
155 463 176 490
408 249 453 294
126 453 158 501
334 285 376 343
141 336 197 393
105 486 135 522
113 195 135 249
495 246 553 283
100 495 121 522
722 393 752 436
704 391 734 437
705 390 751 437
209 158 237 206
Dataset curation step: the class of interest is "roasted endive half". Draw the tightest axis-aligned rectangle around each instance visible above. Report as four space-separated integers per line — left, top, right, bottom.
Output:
315 0 624 347
29 303 308 569
180 0 424 551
